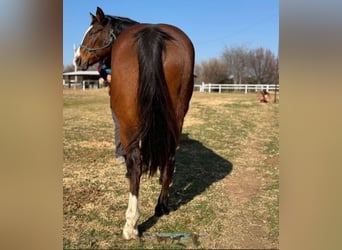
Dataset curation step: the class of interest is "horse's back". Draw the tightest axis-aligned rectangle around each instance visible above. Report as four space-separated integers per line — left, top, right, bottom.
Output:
110 23 194 148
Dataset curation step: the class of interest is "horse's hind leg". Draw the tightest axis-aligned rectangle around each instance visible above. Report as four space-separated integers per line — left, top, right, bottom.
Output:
122 147 141 240
155 156 175 217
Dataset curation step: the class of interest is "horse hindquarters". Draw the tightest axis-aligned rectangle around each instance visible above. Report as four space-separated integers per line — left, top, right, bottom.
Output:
132 26 180 217
110 23 194 239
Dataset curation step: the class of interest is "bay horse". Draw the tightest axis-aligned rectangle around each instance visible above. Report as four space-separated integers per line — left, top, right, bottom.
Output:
74 7 195 240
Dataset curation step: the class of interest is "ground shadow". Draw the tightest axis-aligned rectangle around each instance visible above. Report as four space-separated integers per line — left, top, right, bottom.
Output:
139 133 233 234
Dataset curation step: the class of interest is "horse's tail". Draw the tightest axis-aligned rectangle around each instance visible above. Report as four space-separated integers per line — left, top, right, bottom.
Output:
130 25 179 176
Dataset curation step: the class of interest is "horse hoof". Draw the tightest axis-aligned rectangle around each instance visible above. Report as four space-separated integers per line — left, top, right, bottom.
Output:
122 224 139 240
122 231 139 240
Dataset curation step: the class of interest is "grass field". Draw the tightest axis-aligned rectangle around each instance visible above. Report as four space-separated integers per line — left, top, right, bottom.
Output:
63 88 279 249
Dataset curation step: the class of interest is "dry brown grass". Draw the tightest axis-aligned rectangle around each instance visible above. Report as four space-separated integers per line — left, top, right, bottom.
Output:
63 88 279 249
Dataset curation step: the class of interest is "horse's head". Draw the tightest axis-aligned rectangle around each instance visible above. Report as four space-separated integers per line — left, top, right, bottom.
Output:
74 7 114 70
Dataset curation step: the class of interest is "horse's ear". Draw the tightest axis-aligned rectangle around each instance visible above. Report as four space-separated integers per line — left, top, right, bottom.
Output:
90 12 97 23
96 7 105 23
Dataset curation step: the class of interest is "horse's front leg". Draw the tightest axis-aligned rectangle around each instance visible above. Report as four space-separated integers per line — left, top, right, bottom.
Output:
155 155 175 217
122 148 141 240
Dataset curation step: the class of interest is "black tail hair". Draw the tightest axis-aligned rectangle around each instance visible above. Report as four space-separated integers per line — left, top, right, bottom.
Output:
128 25 179 176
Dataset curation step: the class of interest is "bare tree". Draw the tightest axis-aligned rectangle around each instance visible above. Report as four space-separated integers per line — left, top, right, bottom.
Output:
63 64 75 73
272 57 279 85
221 46 249 84
194 64 202 84
197 58 227 84
248 48 278 84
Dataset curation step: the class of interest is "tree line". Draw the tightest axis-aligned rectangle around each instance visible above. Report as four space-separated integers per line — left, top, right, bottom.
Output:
195 46 278 85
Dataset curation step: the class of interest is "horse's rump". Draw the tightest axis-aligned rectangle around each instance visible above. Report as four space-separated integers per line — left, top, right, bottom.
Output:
110 23 194 175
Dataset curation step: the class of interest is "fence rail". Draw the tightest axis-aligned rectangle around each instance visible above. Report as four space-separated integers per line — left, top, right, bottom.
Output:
63 79 100 90
194 82 279 94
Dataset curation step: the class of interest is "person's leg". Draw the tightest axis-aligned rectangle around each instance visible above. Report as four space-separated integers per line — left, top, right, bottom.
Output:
111 111 125 163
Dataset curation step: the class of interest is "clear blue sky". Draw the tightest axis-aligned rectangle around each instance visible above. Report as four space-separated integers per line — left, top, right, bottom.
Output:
63 0 278 66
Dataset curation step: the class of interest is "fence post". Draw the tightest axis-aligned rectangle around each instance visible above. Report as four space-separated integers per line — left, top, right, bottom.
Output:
245 84 247 94
209 83 211 93
219 84 221 93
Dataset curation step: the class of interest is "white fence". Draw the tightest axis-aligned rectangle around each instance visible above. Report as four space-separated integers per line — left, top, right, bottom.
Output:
63 79 100 90
194 82 279 94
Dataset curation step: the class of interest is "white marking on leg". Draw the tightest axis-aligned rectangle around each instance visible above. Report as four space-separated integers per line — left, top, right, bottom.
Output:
123 193 140 240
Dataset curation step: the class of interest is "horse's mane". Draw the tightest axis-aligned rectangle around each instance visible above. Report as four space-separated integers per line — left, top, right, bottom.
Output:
106 15 140 35
107 15 139 24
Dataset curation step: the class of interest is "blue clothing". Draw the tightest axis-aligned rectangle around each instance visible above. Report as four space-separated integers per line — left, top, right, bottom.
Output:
98 56 111 80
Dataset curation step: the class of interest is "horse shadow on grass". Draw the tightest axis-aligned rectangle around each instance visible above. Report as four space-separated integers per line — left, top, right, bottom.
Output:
138 133 233 234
